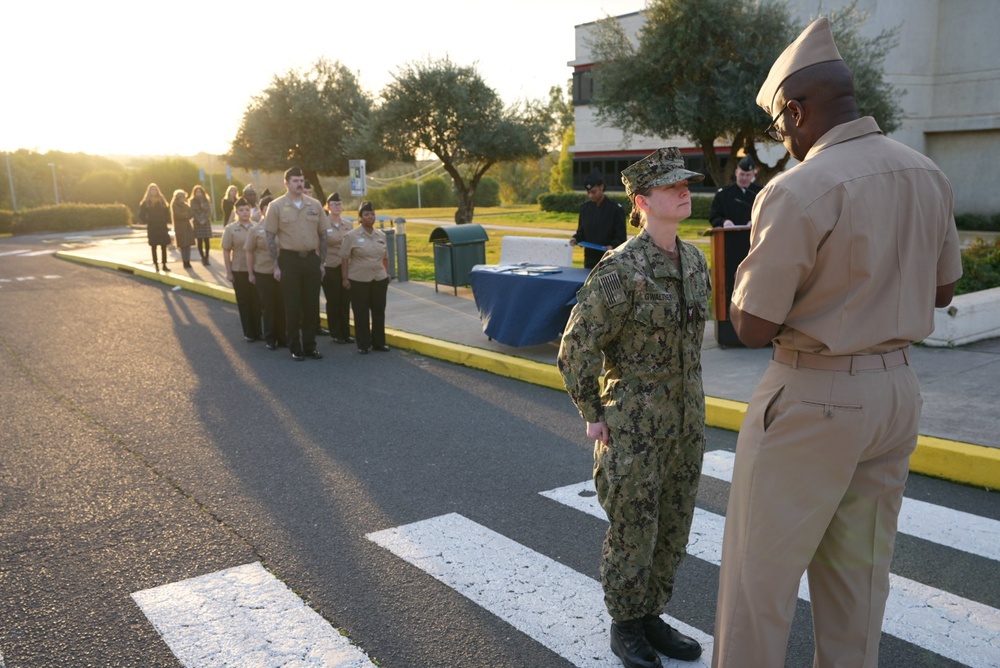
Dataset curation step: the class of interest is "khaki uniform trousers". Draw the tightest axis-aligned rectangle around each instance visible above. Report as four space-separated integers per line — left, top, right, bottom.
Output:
713 356 921 668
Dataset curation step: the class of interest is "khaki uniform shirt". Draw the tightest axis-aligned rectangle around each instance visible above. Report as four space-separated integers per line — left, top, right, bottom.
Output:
221 221 254 272
324 218 353 268
262 194 326 252
341 226 388 282
244 221 275 274
733 117 963 355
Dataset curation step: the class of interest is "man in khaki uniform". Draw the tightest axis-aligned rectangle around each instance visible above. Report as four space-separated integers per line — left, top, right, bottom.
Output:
263 166 327 361
712 18 963 668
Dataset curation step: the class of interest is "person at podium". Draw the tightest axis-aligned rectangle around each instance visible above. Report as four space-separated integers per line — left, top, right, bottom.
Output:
709 156 761 228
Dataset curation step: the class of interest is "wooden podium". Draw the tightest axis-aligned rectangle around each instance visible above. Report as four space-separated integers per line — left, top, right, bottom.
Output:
702 226 752 347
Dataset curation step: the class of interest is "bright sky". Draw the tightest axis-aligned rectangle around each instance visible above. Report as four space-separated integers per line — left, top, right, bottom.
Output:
3 0 643 158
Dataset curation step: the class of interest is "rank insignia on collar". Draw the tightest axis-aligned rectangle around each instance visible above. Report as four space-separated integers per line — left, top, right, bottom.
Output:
598 272 626 307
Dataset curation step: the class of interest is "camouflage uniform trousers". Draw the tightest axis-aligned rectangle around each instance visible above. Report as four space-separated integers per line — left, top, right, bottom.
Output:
595 420 705 621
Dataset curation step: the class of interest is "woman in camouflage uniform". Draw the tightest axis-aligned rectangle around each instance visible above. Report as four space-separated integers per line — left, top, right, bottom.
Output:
558 147 710 668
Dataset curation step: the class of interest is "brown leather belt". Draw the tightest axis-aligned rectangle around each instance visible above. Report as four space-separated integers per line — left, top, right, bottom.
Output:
772 346 910 374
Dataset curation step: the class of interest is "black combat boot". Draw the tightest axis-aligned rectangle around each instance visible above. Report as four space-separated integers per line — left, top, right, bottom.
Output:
610 619 662 668
642 614 702 661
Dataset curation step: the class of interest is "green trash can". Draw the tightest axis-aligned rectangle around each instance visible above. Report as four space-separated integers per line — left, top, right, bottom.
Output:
429 224 489 295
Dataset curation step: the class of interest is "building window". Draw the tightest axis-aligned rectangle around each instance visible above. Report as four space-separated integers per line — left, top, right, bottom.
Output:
573 69 595 106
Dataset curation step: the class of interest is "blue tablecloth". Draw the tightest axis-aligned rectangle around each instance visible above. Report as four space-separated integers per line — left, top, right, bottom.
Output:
469 265 591 347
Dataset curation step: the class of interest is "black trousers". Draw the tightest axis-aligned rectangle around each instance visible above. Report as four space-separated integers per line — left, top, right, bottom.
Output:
197 238 211 260
150 244 167 264
232 271 262 340
322 265 352 340
279 250 321 355
350 278 388 351
254 272 286 347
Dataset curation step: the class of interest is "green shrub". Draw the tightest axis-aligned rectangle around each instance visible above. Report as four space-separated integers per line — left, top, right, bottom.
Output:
956 238 1000 295
955 213 1000 231
14 204 132 235
0 209 14 234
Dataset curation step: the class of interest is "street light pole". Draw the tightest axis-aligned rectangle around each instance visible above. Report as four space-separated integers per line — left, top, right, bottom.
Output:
47 162 59 204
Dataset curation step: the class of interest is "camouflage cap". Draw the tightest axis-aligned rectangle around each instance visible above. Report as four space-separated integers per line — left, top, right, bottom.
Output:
621 147 704 198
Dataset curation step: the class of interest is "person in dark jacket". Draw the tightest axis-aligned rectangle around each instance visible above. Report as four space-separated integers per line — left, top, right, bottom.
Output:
571 169 627 269
709 156 761 228
139 183 172 271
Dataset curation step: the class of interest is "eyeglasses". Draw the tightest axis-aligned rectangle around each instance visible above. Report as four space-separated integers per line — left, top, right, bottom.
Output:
764 97 805 142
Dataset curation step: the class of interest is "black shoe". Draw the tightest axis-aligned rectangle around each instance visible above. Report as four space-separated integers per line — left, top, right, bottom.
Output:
357 348 369 355
642 615 701 661
317 327 330 336
331 336 353 344
373 345 390 352
265 342 277 351
291 351 305 361
610 620 662 668
244 336 257 342
205 257 210 266
162 264 170 272
304 350 323 360
184 262 192 269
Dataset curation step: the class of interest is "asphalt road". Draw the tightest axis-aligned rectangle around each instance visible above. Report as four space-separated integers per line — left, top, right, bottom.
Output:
1 237 999 667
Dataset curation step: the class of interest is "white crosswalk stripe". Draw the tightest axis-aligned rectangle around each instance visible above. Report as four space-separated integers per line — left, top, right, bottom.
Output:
541 478 1000 668
367 513 713 667
702 450 1000 561
131 562 377 668
0 249 31 257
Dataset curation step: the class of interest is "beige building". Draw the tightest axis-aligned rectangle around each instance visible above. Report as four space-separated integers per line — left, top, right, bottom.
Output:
570 0 1000 214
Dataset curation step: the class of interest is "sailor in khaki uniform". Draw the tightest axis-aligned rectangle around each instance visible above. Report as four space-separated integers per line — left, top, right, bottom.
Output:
340 201 390 354
712 18 963 668
262 167 327 361
246 195 285 351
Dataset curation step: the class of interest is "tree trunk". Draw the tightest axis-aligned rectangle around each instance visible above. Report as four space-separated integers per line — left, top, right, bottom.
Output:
454 186 475 224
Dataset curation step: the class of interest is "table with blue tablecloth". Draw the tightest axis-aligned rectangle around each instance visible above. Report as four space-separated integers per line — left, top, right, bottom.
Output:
468 265 591 347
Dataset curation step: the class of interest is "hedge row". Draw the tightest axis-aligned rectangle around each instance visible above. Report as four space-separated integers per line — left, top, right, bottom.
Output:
537 192 713 220
955 213 1000 232
0 204 132 235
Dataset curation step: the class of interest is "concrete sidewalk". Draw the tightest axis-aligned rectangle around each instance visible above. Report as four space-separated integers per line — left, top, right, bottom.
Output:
54 228 1000 490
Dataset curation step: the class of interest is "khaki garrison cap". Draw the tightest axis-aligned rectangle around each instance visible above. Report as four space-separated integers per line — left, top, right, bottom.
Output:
756 17 843 116
621 147 704 199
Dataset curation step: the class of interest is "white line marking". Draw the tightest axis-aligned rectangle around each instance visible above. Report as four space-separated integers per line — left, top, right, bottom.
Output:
702 450 1000 562
367 513 713 667
23 250 55 256
131 562 376 668
0 249 30 257
541 480 1000 668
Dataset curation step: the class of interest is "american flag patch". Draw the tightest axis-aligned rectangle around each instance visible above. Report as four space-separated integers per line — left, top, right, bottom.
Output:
599 272 626 307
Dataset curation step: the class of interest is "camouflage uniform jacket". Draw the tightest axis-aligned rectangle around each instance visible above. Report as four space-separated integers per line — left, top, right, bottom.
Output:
558 230 709 433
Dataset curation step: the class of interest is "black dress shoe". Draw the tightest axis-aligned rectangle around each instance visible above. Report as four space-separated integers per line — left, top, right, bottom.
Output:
357 348 369 355
291 351 305 361
373 345 390 352
304 350 323 360
331 336 354 344
265 342 277 351
317 327 330 336
642 615 701 661
611 620 662 668
244 336 257 342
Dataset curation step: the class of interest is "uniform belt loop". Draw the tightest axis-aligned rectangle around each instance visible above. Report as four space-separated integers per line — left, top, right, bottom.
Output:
902 346 911 366
849 355 857 376
791 350 799 369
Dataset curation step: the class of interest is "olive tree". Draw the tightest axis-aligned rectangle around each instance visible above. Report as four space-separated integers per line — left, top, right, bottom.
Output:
588 0 902 185
227 59 383 203
373 57 550 224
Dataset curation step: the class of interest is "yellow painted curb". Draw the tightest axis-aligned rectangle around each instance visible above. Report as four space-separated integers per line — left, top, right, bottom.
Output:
911 435 1000 490
58 249 999 490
